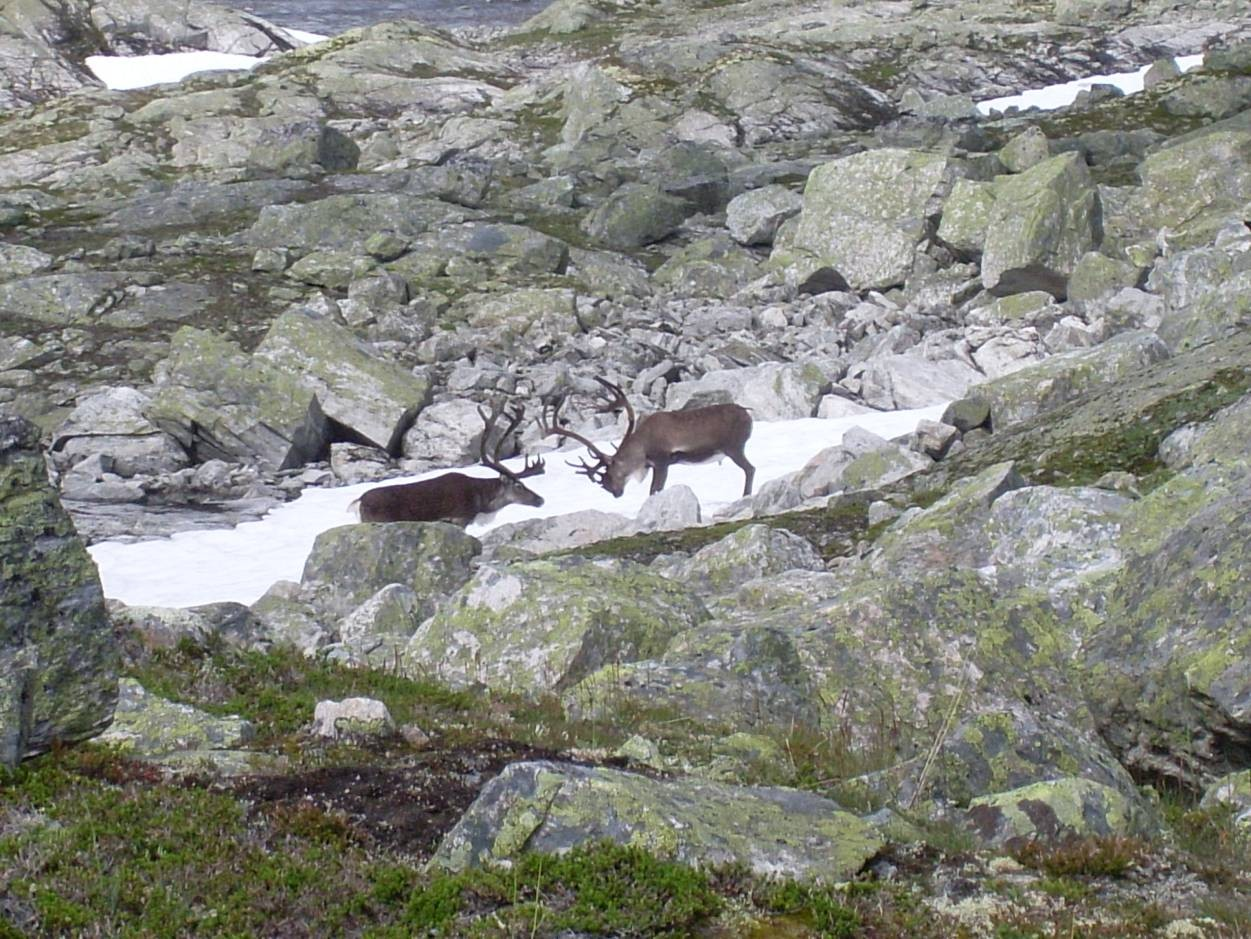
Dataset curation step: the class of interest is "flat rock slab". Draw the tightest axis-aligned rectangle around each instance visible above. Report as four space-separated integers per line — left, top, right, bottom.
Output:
430 760 883 882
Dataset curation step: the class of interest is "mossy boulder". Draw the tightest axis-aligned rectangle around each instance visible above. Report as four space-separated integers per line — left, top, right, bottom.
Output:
1130 129 1251 250
781 148 953 291
245 193 479 254
1085 471 1251 786
403 557 708 693
726 184 803 246
971 330 1170 430
981 152 1100 298
301 521 481 623
1 417 119 768
429 760 883 882
936 178 995 259
670 524 825 598
98 678 254 757
580 182 693 249
1147 234 1251 352
568 620 819 731
151 310 430 468
965 777 1154 847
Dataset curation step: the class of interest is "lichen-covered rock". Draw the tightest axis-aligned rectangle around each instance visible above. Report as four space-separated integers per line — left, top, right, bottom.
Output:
664 361 830 420
1085 471 1251 786
1131 130 1251 250
478 509 634 556
429 760 883 882
253 308 430 454
999 127 1051 174
1067 251 1142 304
50 387 188 477
651 235 760 298
672 524 825 597
964 777 1153 847
404 557 708 693
972 330 1170 430
781 148 953 291
245 193 480 254
311 697 395 739
1 417 118 768
1147 233 1251 352
151 309 431 468
1199 770 1251 827
726 184 803 246
936 178 995 259
337 583 422 666
115 601 269 652
455 287 578 346
581 183 692 249
835 696 1139 812
98 678 253 756
301 521 481 623
981 152 1100 298
839 437 932 491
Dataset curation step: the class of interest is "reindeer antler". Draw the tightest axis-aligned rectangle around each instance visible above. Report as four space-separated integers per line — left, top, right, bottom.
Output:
592 378 636 439
539 397 612 479
479 402 545 482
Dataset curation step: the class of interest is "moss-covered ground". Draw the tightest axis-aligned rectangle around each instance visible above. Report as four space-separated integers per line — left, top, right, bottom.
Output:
2 639 1247 937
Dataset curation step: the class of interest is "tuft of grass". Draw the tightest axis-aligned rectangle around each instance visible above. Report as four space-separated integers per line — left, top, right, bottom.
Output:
1012 836 1145 878
391 841 722 936
756 879 861 938
127 641 479 744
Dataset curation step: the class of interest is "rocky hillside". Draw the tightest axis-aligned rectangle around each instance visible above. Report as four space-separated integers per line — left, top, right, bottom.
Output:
2 0 1251 934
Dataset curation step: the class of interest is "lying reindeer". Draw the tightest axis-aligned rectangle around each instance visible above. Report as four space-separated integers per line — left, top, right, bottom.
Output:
352 403 545 524
542 379 754 498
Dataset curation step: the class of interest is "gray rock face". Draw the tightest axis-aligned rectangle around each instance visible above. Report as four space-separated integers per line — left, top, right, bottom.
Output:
431 760 883 882
673 524 825 597
726 184 803 246
300 521 481 622
664 361 830 420
981 152 1101 298
781 148 953 291
150 310 429 469
404 556 708 692
1 417 119 768
51 387 188 477
580 183 693 249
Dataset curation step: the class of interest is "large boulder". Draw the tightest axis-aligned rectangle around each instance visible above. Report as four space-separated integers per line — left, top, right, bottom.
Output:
981 152 1101 298
50 387 188 477
580 183 693 249
300 521 481 622
1 417 119 768
669 524 826 598
430 761 883 882
664 361 830 420
971 330 1170 430
779 148 953 291
403 557 708 693
150 310 430 468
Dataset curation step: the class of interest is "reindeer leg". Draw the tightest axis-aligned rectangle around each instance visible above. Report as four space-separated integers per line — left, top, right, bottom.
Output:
649 461 669 494
728 449 755 495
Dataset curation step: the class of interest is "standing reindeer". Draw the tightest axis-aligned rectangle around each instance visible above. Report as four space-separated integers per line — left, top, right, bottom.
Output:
353 403 545 524
542 379 754 498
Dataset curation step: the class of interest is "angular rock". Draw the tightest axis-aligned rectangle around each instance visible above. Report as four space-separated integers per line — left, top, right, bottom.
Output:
430 760 883 882
98 678 253 756
782 148 953 291
1 417 118 768
665 361 830 420
301 521 481 622
965 777 1152 847
311 697 395 739
404 557 708 692
972 330 1170 429
672 524 825 597
726 184 803 246
581 183 692 249
981 152 1100 298
50 387 188 477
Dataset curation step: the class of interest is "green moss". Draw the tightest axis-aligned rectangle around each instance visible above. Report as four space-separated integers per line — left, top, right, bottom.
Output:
128 642 477 745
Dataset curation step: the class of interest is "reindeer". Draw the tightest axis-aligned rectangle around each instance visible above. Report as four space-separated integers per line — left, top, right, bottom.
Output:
541 379 754 498
352 403 545 524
